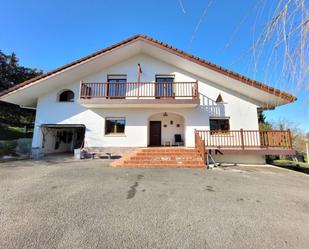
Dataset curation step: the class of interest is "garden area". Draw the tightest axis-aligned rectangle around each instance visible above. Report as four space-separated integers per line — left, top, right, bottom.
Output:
271 158 309 175
0 125 33 160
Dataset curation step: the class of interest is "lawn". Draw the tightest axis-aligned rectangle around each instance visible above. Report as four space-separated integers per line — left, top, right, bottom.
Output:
271 159 309 175
0 125 33 140
272 159 308 167
0 125 33 158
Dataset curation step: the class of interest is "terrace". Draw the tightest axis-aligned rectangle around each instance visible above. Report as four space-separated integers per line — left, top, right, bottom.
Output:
195 129 295 162
78 81 199 108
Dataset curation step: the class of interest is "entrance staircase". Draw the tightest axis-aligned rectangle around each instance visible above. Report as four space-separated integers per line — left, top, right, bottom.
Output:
114 147 205 168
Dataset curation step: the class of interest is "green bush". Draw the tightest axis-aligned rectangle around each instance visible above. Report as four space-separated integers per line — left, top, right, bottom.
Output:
0 140 18 157
0 125 33 140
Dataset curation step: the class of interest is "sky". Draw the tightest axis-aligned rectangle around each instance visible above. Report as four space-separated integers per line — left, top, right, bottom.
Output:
1 0 308 131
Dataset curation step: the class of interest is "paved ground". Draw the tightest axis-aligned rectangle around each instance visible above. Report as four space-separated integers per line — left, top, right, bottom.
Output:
0 159 309 249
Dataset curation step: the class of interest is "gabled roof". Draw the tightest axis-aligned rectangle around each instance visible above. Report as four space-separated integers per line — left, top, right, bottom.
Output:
0 34 296 103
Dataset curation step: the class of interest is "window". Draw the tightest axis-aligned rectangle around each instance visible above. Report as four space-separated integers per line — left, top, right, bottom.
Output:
210 118 230 132
107 75 127 98
155 75 174 98
105 118 125 135
59 90 74 102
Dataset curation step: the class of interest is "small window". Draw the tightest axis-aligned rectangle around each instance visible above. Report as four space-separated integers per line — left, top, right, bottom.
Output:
210 118 230 132
59 90 74 102
105 117 125 135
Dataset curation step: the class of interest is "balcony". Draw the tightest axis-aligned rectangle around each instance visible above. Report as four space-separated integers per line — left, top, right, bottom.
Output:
78 81 199 108
195 129 295 160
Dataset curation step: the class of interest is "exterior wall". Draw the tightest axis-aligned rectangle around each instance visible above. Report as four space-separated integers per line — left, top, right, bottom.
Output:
32 54 260 152
212 155 266 165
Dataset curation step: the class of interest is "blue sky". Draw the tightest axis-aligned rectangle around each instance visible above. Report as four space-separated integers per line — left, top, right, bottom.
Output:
1 0 308 131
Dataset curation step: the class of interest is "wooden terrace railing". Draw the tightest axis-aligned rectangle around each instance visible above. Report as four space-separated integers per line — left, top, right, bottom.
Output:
80 81 198 99
195 129 293 150
195 130 206 163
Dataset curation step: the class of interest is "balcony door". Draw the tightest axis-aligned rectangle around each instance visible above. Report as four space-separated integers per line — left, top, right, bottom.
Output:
107 75 127 99
155 75 174 99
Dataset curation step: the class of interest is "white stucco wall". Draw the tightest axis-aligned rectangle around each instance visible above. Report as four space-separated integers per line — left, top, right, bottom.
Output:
32 54 260 153
212 155 266 165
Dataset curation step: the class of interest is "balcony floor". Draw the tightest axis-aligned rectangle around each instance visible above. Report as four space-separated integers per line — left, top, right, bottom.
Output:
78 98 199 108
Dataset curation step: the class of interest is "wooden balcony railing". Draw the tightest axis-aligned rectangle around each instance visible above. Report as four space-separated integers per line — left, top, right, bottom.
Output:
80 81 198 99
195 129 293 149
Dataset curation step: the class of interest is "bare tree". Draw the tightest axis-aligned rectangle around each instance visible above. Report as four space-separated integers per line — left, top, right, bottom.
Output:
252 0 308 96
272 118 307 153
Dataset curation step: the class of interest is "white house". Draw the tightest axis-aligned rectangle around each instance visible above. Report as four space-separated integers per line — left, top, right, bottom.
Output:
0 35 296 165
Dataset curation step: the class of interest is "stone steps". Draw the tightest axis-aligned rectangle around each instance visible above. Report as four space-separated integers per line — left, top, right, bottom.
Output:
130 156 198 160
136 153 199 156
118 164 204 169
116 147 205 169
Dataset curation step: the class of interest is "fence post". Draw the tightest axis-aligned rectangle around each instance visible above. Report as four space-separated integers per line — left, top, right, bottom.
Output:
194 129 197 149
202 139 206 164
240 129 245 150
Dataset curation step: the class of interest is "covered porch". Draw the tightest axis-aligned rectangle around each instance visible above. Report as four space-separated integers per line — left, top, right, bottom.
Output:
148 112 185 147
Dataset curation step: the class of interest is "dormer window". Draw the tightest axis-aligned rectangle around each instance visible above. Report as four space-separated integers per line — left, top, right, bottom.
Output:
59 90 74 102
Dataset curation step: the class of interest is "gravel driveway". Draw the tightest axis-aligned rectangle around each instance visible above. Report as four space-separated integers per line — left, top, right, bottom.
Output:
0 159 309 249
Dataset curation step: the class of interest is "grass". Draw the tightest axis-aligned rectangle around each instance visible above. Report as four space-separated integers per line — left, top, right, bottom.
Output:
272 160 309 167
0 125 33 140
272 159 309 175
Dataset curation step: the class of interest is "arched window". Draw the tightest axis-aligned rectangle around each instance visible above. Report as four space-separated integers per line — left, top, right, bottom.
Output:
58 90 74 102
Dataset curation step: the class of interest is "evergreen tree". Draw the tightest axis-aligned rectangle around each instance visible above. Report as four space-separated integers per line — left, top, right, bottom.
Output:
0 50 42 92
258 110 272 131
0 50 42 125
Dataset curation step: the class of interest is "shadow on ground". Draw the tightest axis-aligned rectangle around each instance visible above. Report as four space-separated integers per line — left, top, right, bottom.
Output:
272 164 309 175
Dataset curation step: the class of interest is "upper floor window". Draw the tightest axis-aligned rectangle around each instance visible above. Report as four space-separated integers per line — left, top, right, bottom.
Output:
155 74 175 98
59 90 74 102
209 117 230 132
107 74 127 99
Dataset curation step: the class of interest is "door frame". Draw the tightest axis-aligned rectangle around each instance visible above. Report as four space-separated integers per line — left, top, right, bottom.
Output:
149 121 162 146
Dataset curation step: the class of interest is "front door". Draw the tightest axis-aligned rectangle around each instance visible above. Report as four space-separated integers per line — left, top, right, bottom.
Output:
149 121 161 146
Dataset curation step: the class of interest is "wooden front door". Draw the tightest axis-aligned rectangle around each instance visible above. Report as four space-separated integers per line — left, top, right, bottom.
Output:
149 121 161 146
